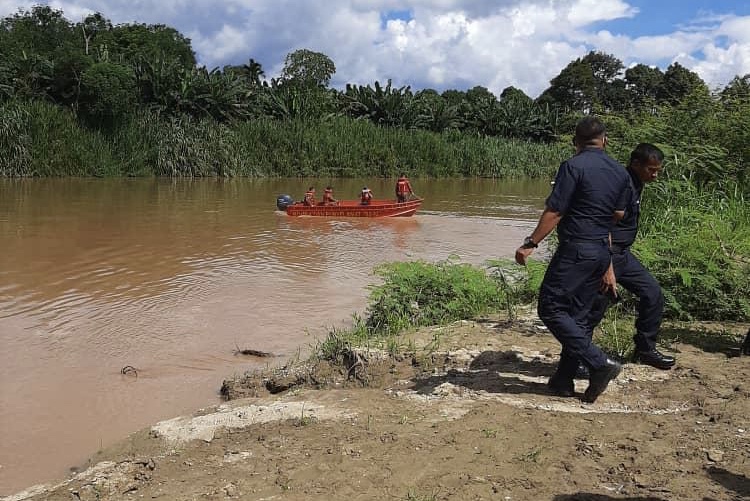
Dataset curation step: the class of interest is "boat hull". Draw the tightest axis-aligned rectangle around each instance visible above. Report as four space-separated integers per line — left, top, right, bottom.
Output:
284 198 422 217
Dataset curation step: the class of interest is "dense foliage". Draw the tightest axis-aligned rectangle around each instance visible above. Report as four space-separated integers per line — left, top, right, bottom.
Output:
2 6 744 187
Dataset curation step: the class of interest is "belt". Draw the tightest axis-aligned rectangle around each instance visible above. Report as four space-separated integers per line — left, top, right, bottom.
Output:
561 237 609 246
609 243 630 254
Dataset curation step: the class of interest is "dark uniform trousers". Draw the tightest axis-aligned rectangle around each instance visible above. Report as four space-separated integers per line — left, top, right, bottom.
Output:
537 239 612 373
584 246 664 352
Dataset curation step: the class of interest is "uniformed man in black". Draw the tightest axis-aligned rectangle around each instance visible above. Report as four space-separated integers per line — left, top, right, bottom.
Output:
515 116 630 403
583 143 676 370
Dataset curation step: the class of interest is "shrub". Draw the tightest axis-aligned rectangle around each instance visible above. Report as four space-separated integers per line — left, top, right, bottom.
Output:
365 258 506 334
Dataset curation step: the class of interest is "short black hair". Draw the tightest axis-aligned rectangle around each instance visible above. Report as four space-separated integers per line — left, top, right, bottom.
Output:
574 116 607 145
629 143 664 168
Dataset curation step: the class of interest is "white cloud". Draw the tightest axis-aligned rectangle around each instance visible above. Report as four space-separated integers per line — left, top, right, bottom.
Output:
565 0 636 27
1 0 749 97
690 41 750 91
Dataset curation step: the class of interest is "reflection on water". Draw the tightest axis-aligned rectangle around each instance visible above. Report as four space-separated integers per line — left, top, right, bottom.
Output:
0 177 548 495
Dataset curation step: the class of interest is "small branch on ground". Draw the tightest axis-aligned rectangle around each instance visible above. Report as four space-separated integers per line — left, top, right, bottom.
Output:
121 365 138 377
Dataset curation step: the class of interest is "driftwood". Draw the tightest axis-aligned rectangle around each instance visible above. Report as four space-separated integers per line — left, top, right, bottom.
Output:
233 346 274 358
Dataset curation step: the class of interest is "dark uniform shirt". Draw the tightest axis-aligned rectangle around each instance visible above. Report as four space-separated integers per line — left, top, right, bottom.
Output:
610 168 643 246
545 148 630 242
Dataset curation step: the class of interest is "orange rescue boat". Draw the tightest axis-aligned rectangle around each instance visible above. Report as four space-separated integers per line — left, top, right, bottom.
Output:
277 195 422 217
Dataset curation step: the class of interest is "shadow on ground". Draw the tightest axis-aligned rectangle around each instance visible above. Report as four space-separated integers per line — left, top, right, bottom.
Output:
660 326 746 357
552 495 666 501
413 349 558 397
706 465 750 498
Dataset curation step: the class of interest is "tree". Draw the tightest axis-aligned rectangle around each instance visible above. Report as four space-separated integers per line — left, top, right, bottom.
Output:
538 51 625 112
103 23 196 69
49 49 93 108
223 58 265 89
0 5 77 101
79 61 136 125
280 49 336 88
339 79 414 127
10 52 54 99
583 51 625 112
459 85 499 135
624 64 663 111
78 13 112 56
538 59 597 112
500 86 532 104
657 62 708 105
0 6 74 56
412 89 462 132
440 89 466 107
720 74 750 103
582 51 623 85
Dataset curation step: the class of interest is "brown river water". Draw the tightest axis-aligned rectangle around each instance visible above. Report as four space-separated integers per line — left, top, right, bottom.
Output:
0 177 549 495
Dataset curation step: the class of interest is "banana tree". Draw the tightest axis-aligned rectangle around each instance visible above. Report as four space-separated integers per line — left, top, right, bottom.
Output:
339 79 414 127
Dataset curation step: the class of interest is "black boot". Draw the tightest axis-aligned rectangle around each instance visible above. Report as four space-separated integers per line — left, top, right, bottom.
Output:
741 329 750 356
548 374 575 397
633 348 675 369
574 363 590 379
549 351 580 397
582 359 622 403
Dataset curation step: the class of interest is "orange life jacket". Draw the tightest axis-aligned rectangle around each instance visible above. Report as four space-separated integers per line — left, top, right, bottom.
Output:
396 178 412 195
304 190 316 206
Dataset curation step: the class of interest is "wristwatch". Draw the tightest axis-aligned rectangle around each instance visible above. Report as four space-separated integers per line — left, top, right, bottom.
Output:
521 236 538 249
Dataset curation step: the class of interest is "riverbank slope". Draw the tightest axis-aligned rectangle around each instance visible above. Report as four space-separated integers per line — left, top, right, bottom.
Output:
5 314 749 501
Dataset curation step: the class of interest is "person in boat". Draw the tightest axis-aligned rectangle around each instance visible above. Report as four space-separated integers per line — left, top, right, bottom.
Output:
395 172 414 203
360 186 373 205
322 186 338 206
303 187 317 206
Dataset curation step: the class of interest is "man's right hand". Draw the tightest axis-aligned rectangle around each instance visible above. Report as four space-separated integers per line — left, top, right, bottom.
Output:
515 246 534 265
599 263 617 297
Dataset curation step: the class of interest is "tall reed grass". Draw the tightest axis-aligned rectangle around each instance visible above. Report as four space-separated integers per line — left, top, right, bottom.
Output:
1 101 567 178
1 100 120 176
636 181 750 321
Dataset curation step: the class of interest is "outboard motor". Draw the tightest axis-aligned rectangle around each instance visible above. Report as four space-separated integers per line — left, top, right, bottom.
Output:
276 194 294 211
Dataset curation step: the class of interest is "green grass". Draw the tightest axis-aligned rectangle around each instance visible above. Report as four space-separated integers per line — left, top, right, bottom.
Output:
637 181 750 321
365 257 510 335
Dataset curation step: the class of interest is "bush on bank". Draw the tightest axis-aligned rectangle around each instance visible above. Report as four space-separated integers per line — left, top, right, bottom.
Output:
365 258 515 335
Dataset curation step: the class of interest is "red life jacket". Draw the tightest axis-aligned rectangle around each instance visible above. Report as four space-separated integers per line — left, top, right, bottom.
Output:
396 178 411 195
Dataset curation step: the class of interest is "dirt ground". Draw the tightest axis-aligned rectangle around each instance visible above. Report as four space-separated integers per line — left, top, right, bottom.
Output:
4 314 749 501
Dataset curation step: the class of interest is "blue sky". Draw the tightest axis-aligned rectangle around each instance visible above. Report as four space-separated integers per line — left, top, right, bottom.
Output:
596 0 750 36
2 0 749 97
